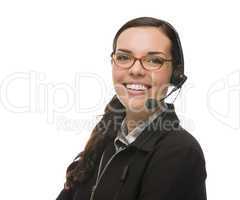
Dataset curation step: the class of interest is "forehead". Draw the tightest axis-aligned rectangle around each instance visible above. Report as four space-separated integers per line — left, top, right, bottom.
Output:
116 27 172 56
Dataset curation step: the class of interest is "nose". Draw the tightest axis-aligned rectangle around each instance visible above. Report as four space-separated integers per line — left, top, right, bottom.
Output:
128 59 145 76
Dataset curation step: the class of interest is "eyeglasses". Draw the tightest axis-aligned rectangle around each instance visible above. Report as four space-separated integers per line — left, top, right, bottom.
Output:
111 51 173 71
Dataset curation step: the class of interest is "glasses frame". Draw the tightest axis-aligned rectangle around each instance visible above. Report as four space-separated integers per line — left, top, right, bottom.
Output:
110 51 173 71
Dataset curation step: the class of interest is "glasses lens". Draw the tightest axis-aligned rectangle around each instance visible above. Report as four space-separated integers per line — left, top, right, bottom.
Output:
114 52 133 68
143 56 164 70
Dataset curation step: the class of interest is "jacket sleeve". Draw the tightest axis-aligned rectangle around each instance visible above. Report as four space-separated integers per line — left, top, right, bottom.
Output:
137 145 207 200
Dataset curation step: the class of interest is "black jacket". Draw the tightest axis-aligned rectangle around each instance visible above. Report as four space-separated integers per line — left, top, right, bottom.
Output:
56 103 207 200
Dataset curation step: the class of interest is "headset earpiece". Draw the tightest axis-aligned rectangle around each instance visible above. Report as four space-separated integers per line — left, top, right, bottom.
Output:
170 66 183 86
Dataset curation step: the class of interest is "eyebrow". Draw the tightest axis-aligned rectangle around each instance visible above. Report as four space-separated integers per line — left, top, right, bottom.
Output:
116 48 167 56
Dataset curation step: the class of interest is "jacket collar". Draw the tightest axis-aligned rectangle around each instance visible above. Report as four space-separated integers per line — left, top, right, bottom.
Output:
114 101 169 147
127 103 180 152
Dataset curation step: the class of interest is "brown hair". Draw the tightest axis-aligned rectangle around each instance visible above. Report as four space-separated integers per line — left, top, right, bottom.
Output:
64 16 183 189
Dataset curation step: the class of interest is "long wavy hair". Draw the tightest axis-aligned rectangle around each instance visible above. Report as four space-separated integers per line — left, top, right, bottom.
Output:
64 16 183 189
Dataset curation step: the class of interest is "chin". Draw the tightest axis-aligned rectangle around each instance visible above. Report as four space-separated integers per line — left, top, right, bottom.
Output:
122 96 147 113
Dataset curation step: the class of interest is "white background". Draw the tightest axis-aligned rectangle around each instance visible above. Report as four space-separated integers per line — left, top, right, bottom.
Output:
0 0 239 199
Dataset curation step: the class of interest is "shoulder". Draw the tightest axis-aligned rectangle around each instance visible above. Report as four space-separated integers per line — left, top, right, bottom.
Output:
163 124 204 153
151 125 206 168
137 126 208 200
156 104 205 159
142 126 207 186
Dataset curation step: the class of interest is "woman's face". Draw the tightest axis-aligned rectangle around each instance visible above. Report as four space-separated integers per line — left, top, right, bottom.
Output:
112 27 173 113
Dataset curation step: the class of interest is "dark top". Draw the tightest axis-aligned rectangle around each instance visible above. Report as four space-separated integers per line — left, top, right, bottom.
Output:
56 103 207 200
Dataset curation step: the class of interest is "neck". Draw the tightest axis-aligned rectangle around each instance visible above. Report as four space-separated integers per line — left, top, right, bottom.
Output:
125 105 163 134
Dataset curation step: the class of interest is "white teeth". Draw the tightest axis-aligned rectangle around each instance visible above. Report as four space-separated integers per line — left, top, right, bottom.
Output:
126 84 148 91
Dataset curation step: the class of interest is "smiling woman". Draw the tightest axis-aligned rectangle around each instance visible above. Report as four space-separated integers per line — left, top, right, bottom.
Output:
56 17 207 200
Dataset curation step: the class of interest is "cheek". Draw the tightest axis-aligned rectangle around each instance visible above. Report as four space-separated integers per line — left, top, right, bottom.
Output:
112 67 126 93
111 68 129 106
151 69 172 92
112 67 123 84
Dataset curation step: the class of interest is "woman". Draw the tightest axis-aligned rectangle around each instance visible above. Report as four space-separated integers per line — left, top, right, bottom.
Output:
56 17 207 200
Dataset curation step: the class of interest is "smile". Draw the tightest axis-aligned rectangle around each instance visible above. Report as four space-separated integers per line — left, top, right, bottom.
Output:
123 83 151 96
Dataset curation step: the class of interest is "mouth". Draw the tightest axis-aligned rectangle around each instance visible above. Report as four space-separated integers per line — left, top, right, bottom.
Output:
122 83 152 96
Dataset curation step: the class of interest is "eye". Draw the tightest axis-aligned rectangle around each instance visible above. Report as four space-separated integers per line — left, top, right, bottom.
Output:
146 56 164 65
115 53 131 62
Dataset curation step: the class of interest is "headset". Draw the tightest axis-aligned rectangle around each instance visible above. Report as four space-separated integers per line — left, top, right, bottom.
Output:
164 20 187 87
145 20 188 111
